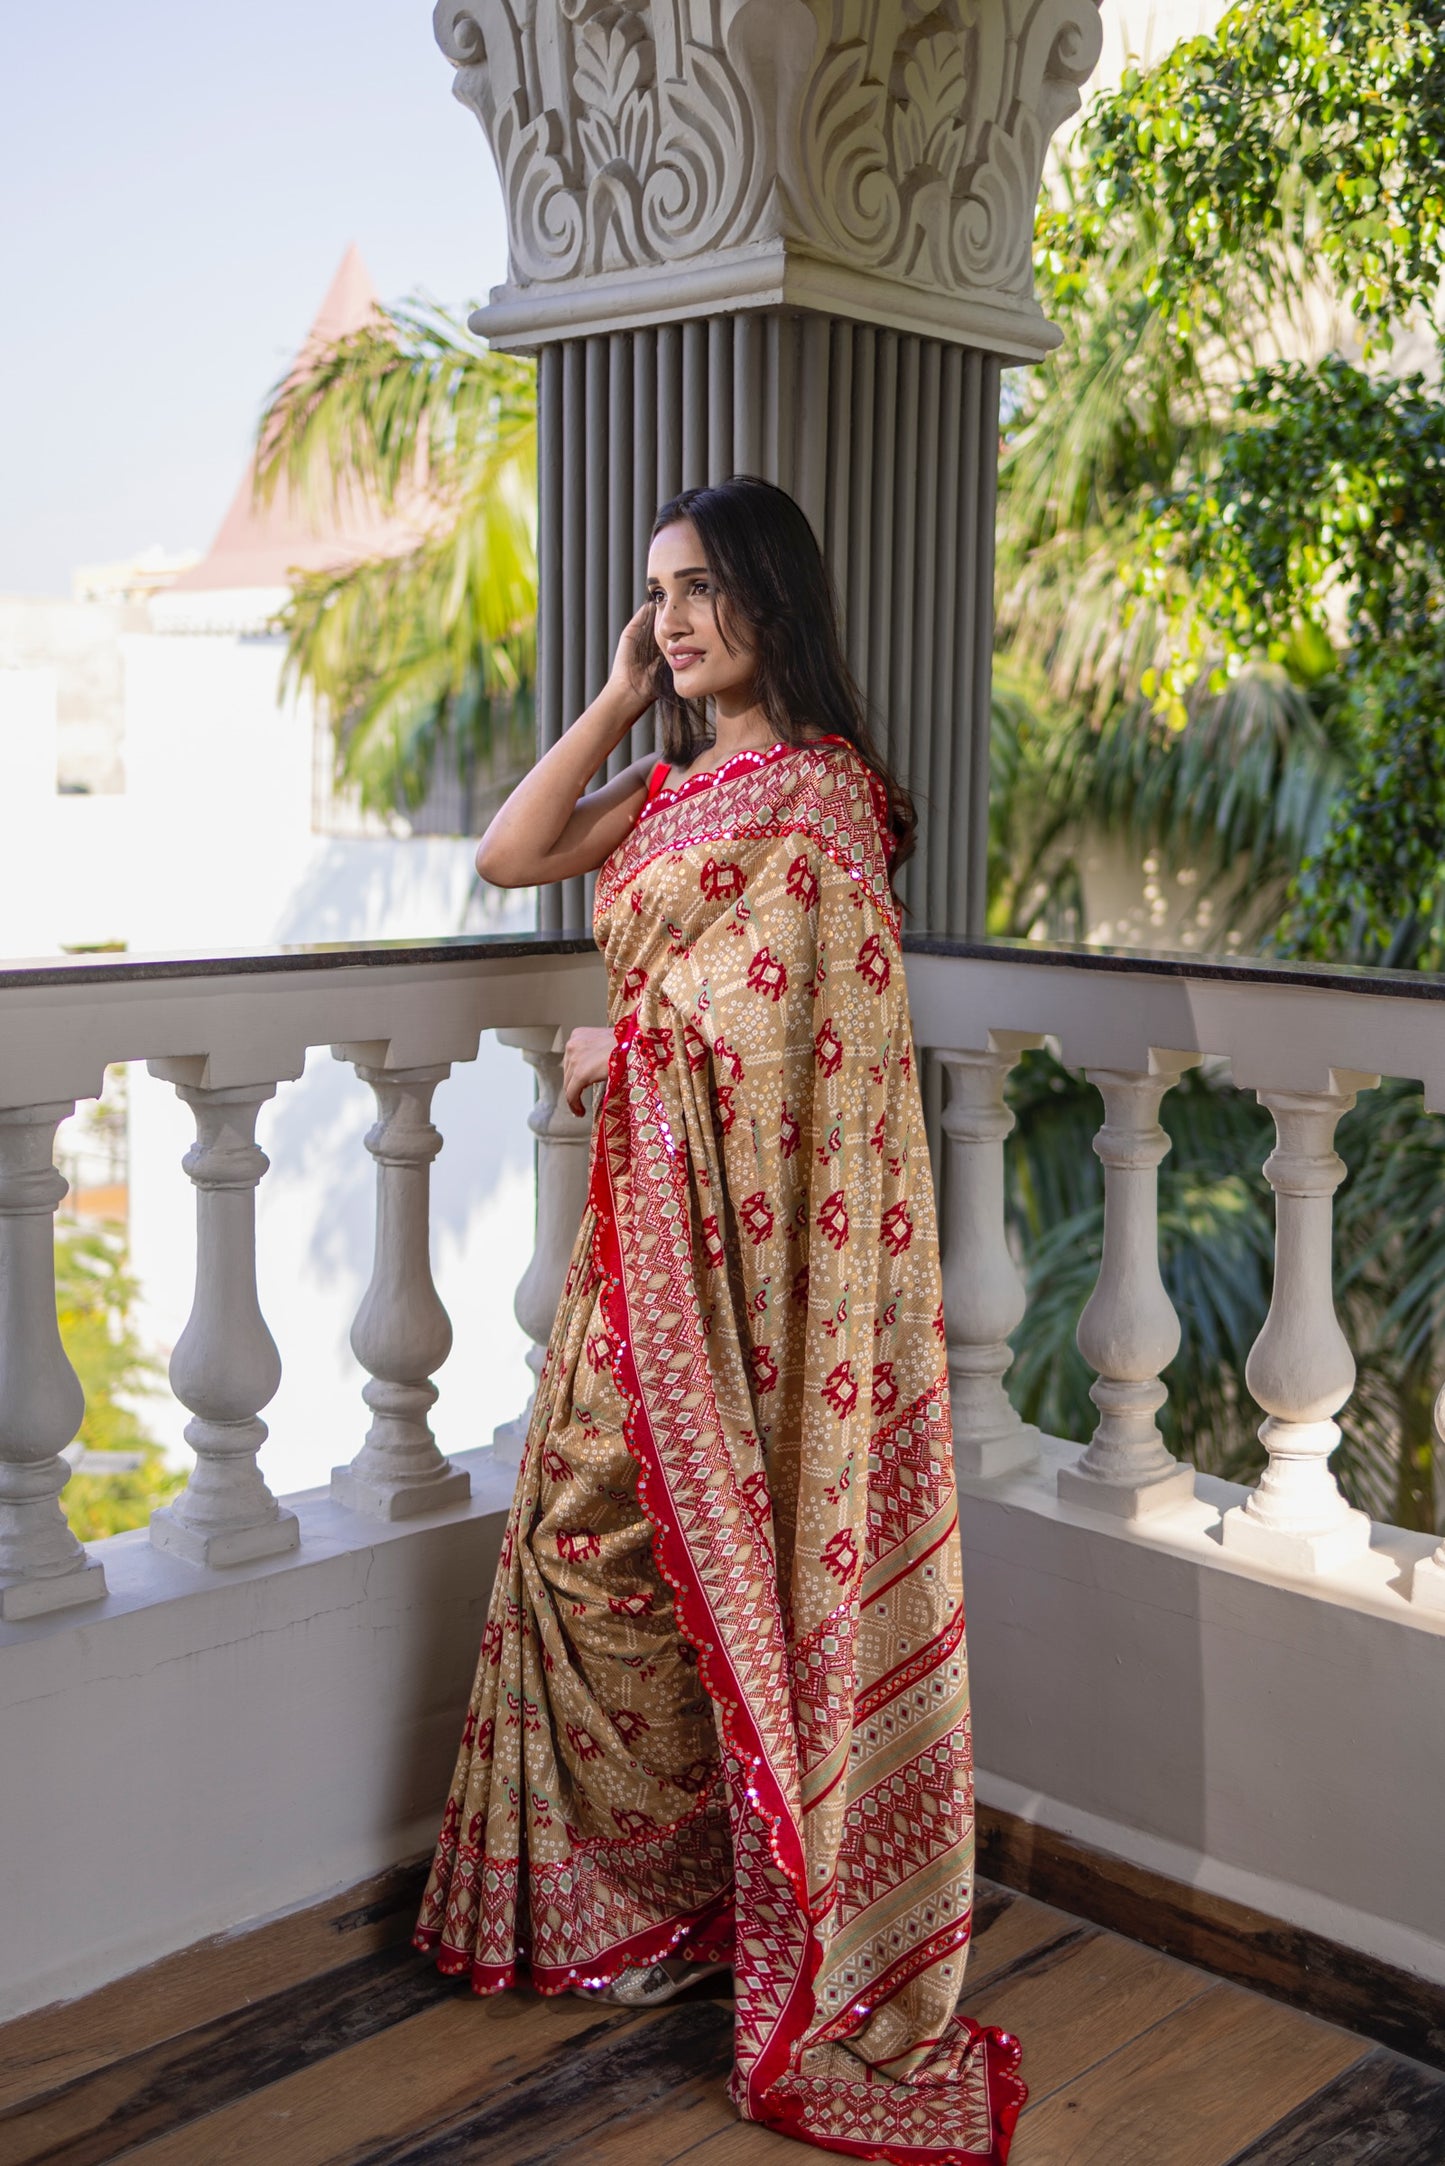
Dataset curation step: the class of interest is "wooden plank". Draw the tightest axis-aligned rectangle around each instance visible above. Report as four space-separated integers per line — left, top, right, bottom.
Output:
114 1989 644 2166
0 1859 430 2112
339 1996 738 2165
964 1883 1086 1996
969 1925 1213 2107
1223 2046 1445 2165
1016 1980 1367 2166
980 1803 1445 2075
649 2110 806 2166
0 1941 462 2166
530 1887 1085 2166
539 2068 744 2166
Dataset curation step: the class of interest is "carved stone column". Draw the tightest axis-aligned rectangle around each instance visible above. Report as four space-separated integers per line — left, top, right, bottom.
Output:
492 1027 593 1459
0 1102 106 1620
331 1062 470 1520
435 0 1103 938
148 1076 300 1568
1221 1078 1376 1574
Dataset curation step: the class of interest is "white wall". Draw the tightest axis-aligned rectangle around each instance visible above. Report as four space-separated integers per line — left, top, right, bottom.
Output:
0 1451 515 2022
963 1442 1445 1985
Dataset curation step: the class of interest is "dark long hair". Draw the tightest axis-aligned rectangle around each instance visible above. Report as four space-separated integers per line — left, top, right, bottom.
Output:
641 476 917 886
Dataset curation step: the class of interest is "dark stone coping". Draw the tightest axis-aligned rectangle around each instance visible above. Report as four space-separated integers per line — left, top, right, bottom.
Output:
0 928 1440 1005
0 932 600 992
902 933 1445 1005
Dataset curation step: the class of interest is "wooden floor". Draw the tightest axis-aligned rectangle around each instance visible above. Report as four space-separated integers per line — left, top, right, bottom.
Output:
4 1865 1444 2166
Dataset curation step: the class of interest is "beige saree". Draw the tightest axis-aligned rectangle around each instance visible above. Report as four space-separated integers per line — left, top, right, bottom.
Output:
415 737 1024 2163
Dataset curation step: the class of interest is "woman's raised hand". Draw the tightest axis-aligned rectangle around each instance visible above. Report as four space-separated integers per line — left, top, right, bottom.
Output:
606 601 658 717
563 1025 618 1117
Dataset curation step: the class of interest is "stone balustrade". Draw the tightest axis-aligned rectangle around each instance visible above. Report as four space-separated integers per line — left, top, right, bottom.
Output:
2 932 1444 1620
4 930 1445 2027
0 934 604 1619
904 936 1445 1585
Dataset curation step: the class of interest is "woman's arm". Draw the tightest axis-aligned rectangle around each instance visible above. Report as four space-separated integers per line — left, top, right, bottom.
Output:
475 604 661 888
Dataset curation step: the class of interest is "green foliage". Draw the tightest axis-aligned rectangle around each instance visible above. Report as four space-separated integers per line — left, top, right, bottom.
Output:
1080 1 1445 348
256 301 538 816
54 1225 180 1543
1135 359 1445 962
1064 3 1445 963
994 132 1346 943
994 0 1445 1531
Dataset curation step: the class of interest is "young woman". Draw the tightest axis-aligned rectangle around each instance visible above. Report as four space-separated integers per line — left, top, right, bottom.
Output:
413 477 1025 2164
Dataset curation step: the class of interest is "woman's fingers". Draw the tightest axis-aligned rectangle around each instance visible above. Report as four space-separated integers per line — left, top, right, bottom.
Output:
563 1026 614 1117
610 601 656 696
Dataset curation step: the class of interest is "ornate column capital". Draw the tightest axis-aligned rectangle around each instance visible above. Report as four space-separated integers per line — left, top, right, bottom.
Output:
434 0 1102 359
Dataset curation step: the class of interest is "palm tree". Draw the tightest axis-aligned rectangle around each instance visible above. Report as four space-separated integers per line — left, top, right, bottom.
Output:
254 298 539 821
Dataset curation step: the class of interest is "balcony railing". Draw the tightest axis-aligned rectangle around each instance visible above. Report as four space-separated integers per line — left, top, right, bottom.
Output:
2 932 1443 2026
0 933 604 1613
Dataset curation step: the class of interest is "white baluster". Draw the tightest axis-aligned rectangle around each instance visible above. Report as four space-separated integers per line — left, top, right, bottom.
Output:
1220 1077 1376 1572
0 1102 106 1620
1059 1058 1199 1518
1407 1382 1445 1610
938 1038 1043 1478
492 1027 592 1460
331 1062 469 1519
149 1078 299 1567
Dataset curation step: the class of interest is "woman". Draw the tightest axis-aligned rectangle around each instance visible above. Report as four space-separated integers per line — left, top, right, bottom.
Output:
414 477 1025 2163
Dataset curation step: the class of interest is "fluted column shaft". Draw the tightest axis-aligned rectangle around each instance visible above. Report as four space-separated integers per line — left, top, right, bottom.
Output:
492 1028 593 1461
0 1102 105 1619
1058 1062 1199 1519
532 323 1002 941
331 1063 470 1520
938 1042 1040 1477
1221 1082 1374 1572
149 1080 299 1568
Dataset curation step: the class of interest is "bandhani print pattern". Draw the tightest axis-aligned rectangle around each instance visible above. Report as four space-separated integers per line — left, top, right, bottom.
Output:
414 737 1025 2162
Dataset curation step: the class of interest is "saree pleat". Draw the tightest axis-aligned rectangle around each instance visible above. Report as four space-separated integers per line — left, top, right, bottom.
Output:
415 738 1025 2163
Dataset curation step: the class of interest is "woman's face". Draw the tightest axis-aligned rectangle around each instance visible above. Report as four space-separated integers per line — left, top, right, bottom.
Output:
645 518 757 710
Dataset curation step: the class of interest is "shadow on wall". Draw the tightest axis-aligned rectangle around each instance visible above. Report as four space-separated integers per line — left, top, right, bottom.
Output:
271 838 506 945
272 836 491 940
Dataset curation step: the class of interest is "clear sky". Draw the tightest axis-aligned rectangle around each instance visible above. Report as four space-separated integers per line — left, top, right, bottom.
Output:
2 2 510 595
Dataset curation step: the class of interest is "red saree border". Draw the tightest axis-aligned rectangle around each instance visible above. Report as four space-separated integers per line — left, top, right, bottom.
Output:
415 1882 734 1997
587 1010 1024 2164
757 2013 1026 2166
599 737 901 942
637 733 896 868
636 734 854 824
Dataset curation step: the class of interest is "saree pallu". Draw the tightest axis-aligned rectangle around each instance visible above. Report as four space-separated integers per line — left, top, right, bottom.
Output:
415 736 1024 2164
